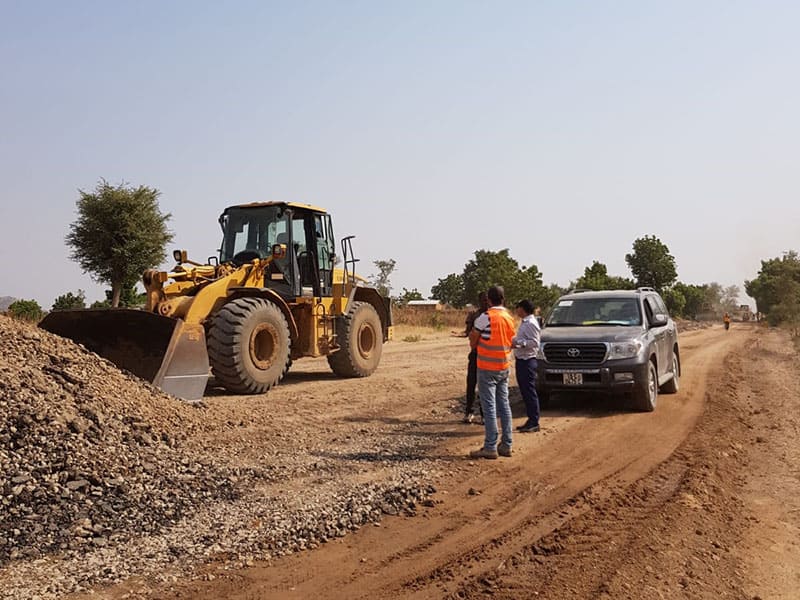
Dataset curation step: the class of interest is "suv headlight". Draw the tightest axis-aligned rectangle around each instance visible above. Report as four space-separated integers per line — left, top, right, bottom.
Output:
608 340 643 360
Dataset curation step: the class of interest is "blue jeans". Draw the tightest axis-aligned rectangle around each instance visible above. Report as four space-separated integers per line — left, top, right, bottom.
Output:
478 368 512 450
515 358 540 426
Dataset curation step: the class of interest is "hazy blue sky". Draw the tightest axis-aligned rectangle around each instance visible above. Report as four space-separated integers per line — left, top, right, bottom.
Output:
1 1 798 306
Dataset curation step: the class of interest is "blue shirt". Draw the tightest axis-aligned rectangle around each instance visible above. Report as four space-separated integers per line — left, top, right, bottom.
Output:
512 315 541 360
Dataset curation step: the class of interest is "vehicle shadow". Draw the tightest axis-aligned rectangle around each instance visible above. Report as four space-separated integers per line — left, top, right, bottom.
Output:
540 391 633 418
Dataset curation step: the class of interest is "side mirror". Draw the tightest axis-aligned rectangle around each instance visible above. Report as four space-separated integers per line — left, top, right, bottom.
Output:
650 313 669 328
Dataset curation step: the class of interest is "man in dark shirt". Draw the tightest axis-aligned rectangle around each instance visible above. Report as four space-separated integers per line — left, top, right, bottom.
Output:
464 292 489 423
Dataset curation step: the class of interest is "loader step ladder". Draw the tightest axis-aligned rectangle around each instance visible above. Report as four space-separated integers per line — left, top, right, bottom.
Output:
341 235 359 288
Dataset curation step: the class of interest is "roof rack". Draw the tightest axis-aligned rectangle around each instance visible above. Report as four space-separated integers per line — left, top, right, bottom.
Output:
636 287 656 293
566 288 592 294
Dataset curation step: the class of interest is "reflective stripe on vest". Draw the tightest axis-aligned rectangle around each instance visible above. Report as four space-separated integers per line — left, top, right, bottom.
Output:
476 309 515 371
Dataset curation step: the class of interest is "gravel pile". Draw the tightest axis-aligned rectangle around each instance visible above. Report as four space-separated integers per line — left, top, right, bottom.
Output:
0 315 251 564
0 315 440 599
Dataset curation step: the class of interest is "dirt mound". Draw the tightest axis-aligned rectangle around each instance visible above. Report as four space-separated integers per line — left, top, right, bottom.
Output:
0 315 239 563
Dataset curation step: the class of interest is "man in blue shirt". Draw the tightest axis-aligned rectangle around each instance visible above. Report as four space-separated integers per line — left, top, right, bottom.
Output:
513 299 542 433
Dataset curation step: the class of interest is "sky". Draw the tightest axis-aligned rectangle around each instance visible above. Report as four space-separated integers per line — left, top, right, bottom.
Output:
1 0 798 307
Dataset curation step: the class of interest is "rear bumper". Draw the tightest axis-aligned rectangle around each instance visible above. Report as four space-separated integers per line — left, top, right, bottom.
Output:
537 359 649 394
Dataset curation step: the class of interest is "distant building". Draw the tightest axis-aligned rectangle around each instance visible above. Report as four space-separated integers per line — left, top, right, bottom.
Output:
406 300 443 311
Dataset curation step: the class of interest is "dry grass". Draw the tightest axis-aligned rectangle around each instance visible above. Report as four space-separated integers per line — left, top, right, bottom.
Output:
393 307 467 331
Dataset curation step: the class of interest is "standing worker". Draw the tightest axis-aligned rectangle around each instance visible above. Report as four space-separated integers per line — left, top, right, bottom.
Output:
723 312 731 330
513 299 542 433
469 286 516 459
464 292 489 423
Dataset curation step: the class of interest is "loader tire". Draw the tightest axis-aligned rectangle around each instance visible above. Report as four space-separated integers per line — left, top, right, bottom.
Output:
328 302 383 378
208 297 291 394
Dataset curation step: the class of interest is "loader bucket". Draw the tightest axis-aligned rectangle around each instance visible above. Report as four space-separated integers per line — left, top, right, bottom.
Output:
39 309 209 400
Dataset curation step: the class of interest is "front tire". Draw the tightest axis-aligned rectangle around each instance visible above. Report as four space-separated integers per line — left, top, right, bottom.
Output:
208 298 292 394
328 302 383 377
633 360 658 412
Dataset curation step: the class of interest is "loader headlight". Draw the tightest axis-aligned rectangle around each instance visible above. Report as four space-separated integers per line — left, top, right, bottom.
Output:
173 249 187 263
608 340 643 360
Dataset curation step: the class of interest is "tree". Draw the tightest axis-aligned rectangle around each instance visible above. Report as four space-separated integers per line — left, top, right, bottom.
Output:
52 290 86 311
370 259 397 298
574 261 635 291
721 284 741 313
672 282 707 319
746 251 800 324
662 287 686 317
460 249 548 308
430 273 467 308
8 299 44 322
625 235 678 292
66 180 173 307
397 288 424 305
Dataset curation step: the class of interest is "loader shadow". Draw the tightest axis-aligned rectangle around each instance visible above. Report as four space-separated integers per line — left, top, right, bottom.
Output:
204 370 340 395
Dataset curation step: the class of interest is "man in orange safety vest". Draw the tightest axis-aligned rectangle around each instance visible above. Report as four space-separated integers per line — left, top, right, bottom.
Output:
468 285 516 459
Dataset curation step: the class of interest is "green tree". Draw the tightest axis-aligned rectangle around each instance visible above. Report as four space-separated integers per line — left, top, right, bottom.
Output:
370 259 397 298
398 287 424 305
662 287 686 317
430 273 467 308
52 290 86 311
625 235 678 292
672 282 707 319
461 249 547 308
66 180 173 307
8 299 44 322
575 261 635 291
746 251 800 324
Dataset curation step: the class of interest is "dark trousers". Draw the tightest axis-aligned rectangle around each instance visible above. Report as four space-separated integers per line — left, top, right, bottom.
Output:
466 350 483 416
515 357 540 425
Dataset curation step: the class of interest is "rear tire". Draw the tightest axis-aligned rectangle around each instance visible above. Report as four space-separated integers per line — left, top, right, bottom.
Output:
328 302 383 377
660 353 680 394
633 360 658 412
208 298 292 394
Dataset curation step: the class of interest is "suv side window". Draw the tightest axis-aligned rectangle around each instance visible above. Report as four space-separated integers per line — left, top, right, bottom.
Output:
643 297 657 325
653 295 669 316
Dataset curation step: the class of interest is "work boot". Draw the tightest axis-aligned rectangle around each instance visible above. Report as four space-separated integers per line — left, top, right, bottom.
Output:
469 447 498 460
498 444 512 457
518 422 540 433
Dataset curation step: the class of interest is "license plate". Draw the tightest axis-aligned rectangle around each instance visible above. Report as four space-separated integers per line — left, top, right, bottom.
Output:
563 372 583 386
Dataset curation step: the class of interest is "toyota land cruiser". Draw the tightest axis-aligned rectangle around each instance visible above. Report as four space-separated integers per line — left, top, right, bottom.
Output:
536 288 680 411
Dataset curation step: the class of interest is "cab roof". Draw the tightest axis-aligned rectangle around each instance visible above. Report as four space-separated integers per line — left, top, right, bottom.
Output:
224 201 327 214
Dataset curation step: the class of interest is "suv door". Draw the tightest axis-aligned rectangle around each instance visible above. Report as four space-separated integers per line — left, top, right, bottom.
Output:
654 294 678 373
644 295 669 378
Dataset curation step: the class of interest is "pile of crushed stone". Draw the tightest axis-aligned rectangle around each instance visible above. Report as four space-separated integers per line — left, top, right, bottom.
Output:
0 314 438 599
0 315 246 563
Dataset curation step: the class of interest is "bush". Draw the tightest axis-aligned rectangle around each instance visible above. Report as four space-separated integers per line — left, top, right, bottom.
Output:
8 299 44 322
52 290 86 311
403 334 422 343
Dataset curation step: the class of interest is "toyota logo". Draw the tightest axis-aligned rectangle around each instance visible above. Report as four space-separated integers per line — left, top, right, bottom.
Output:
567 347 581 358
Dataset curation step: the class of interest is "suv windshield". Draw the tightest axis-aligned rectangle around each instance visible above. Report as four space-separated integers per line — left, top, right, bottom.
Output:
547 297 642 327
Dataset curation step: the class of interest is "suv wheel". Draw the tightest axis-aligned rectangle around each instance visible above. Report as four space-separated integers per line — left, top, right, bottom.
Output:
633 360 658 412
660 353 680 394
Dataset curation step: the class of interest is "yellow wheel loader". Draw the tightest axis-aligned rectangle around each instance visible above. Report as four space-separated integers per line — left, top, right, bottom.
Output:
40 202 393 400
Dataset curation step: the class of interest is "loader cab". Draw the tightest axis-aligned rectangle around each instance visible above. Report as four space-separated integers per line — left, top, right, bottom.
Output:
218 202 336 299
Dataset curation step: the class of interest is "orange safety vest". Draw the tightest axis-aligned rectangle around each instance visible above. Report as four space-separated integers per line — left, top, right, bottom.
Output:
476 308 516 371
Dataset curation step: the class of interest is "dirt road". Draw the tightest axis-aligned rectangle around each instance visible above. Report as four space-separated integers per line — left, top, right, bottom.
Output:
137 323 798 600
